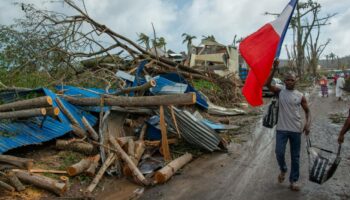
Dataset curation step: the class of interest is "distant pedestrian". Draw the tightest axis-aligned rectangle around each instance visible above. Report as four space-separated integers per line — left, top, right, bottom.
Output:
336 73 345 101
319 76 328 97
265 60 311 191
338 108 350 144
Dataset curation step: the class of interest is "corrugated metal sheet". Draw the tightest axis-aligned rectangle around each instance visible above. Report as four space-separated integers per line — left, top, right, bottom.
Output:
164 107 222 152
0 88 97 154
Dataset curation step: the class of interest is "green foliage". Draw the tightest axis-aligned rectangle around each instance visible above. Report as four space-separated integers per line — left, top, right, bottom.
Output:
192 79 221 92
57 151 84 170
0 69 52 88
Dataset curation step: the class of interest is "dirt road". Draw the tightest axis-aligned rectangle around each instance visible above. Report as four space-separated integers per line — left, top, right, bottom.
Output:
140 86 350 200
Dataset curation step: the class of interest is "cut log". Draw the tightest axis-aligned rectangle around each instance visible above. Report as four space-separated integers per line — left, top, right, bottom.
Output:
115 80 156 95
85 154 101 177
45 107 60 117
63 92 196 107
159 105 171 162
0 108 46 120
0 180 15 192
154 153 193 184
15 170 67 196
6 171 25 191
0 155 33 170
56 139 94 155
86 153 116 193
108 135 149 185
66 158 92 176
81 116 99 141
55 97 80 125
123 140 145 177
0 96 52 112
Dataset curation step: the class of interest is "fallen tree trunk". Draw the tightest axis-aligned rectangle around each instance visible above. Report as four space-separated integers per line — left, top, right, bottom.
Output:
0 155 33 170
86 153 116 193
81 116 99 141
6 171 25 191
109 135 149 185
15 170 67 196
0 180 15 192
0 96 52 112
56 140 94 155
115 80 156 95
70 124 87 138
63 93 196 107
154 153 193 184
66 158 92 176
0 108 47 120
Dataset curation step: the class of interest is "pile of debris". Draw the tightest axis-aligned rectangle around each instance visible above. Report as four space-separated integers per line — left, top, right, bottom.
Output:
0 1 247 198
0 62 245 197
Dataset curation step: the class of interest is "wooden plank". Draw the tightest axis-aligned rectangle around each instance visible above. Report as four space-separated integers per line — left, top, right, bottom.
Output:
159 105 171 161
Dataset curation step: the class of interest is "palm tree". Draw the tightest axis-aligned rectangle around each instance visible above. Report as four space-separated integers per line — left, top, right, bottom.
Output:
157 37 167 52
137 33 150 51
182 33 196 58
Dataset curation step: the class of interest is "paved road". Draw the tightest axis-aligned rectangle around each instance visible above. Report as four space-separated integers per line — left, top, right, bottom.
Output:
141 86 350 200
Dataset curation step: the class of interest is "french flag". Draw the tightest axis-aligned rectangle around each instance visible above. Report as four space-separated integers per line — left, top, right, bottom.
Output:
239 0 298 106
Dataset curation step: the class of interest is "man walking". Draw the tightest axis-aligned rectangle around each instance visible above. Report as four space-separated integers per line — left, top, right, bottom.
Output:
265 60 311 191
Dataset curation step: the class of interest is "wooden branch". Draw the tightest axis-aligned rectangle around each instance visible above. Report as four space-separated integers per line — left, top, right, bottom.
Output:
159 106 171 162
81 116 99 141
0 180 15 192
0 155 33 170
0 96 52 112
6 171 25 191
86 153 116 193
154 153 193 184
108 135 149 185
70 124 87 138
169 106 181 138
127 138 135 161
55 97 80 125
115 80 156 95
15 170 67 196
139 124 148 141
123 140 145 177
56 139 94 155
63 92 196 107
0 108 47 120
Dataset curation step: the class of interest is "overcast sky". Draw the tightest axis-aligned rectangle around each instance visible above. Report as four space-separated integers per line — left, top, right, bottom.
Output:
1 0 349 59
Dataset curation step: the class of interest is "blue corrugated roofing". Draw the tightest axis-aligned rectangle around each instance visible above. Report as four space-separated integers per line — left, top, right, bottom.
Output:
0 88 97 154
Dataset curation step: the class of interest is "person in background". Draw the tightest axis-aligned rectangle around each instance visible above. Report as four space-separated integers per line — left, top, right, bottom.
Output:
338 108 350 144
336 73 345 101
319 76 328 97
265 59 311 191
